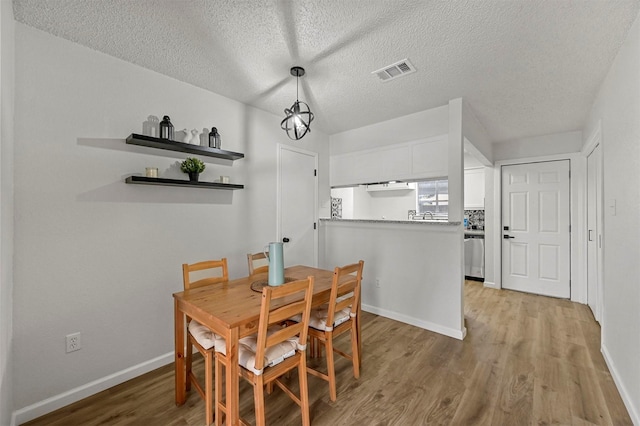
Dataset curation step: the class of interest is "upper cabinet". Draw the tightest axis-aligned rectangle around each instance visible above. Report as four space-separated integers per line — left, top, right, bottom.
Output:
464 168 485 209
126 133 244 161
330 135 448 187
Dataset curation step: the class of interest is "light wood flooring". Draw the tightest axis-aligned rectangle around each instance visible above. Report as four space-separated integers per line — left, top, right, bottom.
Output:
24 281 632 425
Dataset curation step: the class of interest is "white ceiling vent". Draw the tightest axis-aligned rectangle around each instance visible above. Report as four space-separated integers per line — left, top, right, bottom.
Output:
372 59 416 82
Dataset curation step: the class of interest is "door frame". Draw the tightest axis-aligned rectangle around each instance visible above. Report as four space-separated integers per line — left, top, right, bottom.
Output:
276 143 319 267
491 152 586 303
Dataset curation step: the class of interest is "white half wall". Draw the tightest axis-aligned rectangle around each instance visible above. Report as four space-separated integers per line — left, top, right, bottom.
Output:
12 23 330 420
320 220 466 340
584 10 640 424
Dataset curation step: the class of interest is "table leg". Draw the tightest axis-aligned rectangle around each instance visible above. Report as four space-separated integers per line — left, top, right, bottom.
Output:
225 327 240 425
174 299 186 405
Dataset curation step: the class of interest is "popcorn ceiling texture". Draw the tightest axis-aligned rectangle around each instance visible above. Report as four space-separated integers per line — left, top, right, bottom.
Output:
12 0 639 141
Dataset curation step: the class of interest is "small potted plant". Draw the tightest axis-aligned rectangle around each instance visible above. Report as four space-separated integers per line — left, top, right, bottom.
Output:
180 157 206 182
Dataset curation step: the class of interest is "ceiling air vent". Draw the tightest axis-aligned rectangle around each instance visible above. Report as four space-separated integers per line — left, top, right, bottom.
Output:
372 58 416 82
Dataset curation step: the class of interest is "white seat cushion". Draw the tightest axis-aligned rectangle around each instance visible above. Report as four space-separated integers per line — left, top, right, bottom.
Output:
299 306 351 331
188 320 223 350
290 293 354 330
215 326 297 375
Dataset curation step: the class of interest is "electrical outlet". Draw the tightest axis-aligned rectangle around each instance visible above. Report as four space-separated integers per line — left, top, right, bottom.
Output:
376 278 381 288
66 332 81 353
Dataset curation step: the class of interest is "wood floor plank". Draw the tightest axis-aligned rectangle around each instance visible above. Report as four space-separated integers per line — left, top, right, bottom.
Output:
23 282 632 426
450 360 503 425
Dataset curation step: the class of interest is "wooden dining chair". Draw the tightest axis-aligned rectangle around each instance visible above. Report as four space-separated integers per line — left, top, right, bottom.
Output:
306 260 364 402
182 258 229 426
247 252 269 275
214 277 314 426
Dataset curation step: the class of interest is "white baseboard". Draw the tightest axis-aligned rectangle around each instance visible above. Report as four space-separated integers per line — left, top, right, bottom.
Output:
12 351 174 425
483 281 499 289
362 304 466 340
601 344 640 425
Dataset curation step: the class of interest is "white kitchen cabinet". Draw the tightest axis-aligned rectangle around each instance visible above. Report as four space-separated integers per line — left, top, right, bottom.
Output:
330 135 447 187
411 137 448 178
464 167 485 209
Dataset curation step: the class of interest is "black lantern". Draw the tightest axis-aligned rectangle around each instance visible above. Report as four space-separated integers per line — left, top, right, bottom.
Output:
281 66 314 140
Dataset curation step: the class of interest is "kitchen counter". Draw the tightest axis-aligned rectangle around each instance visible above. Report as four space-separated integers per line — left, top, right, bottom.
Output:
320 218 461 226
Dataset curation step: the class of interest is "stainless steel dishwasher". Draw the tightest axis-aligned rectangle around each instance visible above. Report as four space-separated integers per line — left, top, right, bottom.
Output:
464 232 484 281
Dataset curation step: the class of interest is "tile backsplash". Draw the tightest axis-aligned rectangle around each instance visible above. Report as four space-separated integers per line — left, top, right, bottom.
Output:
331 197 342 218
465 209 484 229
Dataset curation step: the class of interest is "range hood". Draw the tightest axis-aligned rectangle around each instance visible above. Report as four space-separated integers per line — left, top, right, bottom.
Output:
365 182 415 192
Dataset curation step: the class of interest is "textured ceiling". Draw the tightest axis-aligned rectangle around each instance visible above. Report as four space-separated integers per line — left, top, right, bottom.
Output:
12 0 640 142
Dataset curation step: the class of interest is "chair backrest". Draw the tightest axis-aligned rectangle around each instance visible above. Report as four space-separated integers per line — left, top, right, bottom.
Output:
182 258 229 290
326 260 364 328
253 277 314 372
247 252 269 275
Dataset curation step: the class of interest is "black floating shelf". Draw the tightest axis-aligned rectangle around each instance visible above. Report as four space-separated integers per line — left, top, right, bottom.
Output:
126 133 244 161
125 176 244 190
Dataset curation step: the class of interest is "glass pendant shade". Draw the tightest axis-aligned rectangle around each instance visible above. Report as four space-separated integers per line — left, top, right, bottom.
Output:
281 66 314 140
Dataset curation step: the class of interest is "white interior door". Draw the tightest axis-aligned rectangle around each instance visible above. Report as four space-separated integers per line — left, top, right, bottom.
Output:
502 160 570 298
278 145 318 267
587 144 603 322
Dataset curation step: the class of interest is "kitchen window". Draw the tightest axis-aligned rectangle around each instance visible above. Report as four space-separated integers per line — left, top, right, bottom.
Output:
416 178 448 215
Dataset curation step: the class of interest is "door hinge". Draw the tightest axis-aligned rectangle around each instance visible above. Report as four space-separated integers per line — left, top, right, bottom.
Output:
314 169 317 177
313 222 317 230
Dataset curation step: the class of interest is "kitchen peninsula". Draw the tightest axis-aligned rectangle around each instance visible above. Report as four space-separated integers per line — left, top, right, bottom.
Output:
319 217 466 340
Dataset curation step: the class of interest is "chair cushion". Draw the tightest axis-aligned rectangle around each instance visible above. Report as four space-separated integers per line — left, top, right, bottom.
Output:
290 305 352 331
308 306 351 331
188 320 223 350
215 326 297 375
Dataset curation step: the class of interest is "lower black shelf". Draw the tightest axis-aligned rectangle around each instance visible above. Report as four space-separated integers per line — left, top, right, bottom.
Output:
125 176 243 190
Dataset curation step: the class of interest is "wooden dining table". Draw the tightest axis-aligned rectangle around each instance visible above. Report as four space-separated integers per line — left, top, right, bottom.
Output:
173 265 361 425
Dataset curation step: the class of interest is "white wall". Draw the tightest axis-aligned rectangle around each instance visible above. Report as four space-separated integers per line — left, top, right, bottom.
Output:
330 187 354 219
364 188 416 221
329 105 449 155
493 130 583 161
482 165 496 287
0 0 15 424
320 221 465 339
11 24 330 420
583 11 640 424
332 185 416 221
462 101 493 164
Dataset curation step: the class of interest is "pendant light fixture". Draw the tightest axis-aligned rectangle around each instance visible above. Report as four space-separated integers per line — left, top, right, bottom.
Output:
281 66 314 140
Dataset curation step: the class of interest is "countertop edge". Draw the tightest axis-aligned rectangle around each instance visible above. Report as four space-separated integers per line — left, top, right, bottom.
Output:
319 218 462 226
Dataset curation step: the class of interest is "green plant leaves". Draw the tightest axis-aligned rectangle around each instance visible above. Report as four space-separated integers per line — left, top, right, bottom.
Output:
180 157 206 173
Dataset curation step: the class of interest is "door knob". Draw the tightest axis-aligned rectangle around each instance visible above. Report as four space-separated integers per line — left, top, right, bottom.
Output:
282 237 290 243
503 235 515 239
